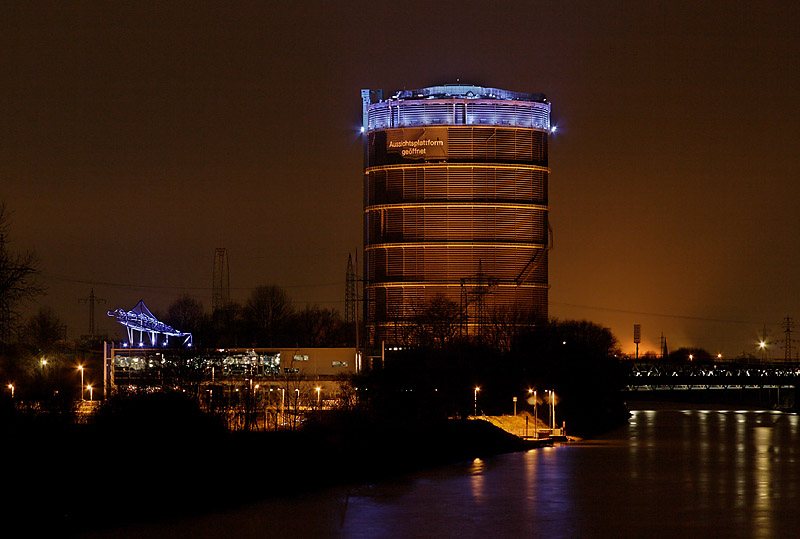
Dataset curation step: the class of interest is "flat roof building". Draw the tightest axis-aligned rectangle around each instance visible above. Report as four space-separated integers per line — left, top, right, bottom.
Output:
362 84 552 347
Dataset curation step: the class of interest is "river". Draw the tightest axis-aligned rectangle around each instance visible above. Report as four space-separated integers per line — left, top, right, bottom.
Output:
84 406 800 538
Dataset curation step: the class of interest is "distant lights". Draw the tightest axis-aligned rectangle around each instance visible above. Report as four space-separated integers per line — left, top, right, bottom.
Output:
550 125 558 134
360 126 365 133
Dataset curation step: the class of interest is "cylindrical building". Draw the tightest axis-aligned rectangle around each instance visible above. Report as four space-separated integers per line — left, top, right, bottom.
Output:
362 84 551 346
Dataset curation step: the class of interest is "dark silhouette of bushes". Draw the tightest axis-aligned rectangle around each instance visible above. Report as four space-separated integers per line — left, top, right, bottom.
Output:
91 390 226 439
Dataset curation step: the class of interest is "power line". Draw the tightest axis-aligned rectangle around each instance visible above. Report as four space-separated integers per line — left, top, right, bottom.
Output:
42 271 783 326
551 301 767 325
43 272 342 292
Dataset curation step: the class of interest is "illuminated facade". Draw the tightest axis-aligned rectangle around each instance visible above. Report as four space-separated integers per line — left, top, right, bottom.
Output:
362 84 552 346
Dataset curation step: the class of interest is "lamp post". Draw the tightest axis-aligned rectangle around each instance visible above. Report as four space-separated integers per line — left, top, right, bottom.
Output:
474 386 480 417
78 365 84 401
87 385 93 402
7 383 14 399
254 384 261 429
513 396 517 416
280 388 285 427
315 386 321 409
294 388 299 430
529 389 536 439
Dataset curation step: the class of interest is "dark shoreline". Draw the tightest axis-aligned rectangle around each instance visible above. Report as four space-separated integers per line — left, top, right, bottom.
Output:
5 417 552 536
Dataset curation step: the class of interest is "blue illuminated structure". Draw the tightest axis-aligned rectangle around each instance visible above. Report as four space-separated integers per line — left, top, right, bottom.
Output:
107 300 193 347
361 84 552 132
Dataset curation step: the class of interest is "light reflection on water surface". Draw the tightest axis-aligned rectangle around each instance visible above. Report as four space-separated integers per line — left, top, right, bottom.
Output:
84 409 800 538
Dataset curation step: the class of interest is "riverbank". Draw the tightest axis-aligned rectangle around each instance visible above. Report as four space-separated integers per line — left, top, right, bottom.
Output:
4 413 550 536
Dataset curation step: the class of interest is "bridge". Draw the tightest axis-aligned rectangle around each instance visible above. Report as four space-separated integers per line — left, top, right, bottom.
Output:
624 361 800 392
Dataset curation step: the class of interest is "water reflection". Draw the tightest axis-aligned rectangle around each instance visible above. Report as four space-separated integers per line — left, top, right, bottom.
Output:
84 408 800 538
753 426 773 538
469 457 485 503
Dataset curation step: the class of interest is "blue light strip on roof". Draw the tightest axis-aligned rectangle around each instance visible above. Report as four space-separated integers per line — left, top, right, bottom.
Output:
107 300 193 347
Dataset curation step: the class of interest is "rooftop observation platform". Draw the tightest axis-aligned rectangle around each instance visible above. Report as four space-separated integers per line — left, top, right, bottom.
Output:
362 84 551 132
373 84 547 104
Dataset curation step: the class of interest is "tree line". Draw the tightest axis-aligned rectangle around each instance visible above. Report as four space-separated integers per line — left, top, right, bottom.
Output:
163 286 353 349
357 304 630 437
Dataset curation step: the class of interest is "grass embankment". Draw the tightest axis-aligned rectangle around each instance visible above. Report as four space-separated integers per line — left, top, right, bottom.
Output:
5 398 543 535
478 411 550 437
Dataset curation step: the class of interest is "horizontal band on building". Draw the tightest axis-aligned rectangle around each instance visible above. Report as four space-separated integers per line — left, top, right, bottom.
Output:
366 241 547 251
365 282 549 289
365 163 550 174
365 202 549 213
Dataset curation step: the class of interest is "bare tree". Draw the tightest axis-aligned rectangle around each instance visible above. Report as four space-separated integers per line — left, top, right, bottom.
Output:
245 285 293 346
20 307 64 353
0 203 43 349
409 293 462 348
210 301 243 348
485 305 539 352
292 305 344 346
165 293 206 341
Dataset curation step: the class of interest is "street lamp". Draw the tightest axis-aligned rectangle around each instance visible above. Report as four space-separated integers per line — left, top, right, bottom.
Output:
78 365 84 401
280 388 285 427
293 388 300 430
7 383 14 399
315 386 321 409
529 389 537 438
474 386 480 417
87 385 93 401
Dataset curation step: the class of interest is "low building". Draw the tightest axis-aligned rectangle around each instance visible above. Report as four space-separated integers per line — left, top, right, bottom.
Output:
103 343 359 397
